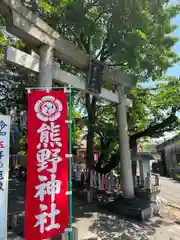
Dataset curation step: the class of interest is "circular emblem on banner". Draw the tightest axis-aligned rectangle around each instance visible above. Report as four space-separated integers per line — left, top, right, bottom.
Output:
34 96 62 122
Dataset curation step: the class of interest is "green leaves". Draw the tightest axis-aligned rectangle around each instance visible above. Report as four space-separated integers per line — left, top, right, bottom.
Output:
39 0 72 14
72 110 84 147
0 29 8 59
39 1 55 13
21 0 179 81
93 76 180 155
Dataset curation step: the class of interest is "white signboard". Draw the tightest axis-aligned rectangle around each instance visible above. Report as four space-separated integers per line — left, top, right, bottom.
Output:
0 115 10 240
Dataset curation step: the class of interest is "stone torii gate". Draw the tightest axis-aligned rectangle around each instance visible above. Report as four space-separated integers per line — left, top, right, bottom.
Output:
0 0 135 199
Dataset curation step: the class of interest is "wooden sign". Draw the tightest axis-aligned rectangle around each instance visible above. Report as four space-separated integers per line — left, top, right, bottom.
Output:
86 58 104 94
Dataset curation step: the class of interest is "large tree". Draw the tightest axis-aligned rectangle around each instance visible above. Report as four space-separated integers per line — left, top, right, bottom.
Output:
33 0 179 168
1 0 180 168
93 77 180 173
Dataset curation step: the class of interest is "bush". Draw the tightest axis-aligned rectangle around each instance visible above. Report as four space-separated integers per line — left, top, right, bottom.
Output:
175 174 180 181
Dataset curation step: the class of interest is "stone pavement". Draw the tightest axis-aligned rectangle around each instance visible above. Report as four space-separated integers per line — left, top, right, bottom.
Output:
73 198 180 239
7 231 23 240
7 175 180 239
160 177 180 207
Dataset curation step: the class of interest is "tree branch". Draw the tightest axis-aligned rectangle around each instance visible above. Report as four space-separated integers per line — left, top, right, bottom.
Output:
91 96 97 119
95 37 108 60
84 0 99 12
107 63 127 67
80 31 90 54
85 94 91 116
68 27 86 51
95 130 104 148
130 110 178 141
94 109 178 174
94 153 119 174
95 130 103 139
86 11 107 53
95 19 113 61
88 11 106 30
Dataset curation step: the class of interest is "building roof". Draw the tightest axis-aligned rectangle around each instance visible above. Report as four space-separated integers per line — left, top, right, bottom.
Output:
156 134 180 150
132 152 155 161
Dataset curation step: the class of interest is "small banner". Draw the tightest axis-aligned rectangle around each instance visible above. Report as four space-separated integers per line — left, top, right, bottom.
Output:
25 91 69 240
0 115 10 240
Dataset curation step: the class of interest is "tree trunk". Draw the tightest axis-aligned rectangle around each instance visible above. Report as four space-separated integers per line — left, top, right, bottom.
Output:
94 153 120 174
94 110 178 174
85 94 97 169
95 144 111 169
86 124 94 169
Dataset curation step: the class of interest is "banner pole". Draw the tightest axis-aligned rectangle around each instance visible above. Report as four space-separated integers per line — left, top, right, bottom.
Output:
68 87 73 240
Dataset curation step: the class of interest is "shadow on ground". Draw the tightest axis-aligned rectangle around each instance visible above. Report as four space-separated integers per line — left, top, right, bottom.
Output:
73 197 173 239
8 175 174 239
8 172 26 238
172 179 180 184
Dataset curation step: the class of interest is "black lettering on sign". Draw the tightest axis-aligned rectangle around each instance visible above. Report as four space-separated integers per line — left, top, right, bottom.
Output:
0 151 4 158
0 171 3 180
0 181 3 191
0 120 6 136
86 58 104 94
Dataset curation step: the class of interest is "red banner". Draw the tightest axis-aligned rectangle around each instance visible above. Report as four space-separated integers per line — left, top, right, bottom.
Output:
25 91 69 240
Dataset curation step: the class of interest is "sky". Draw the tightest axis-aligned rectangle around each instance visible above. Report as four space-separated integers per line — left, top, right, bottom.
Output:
141 1 180 88
167 12 180 78
143 0 180 143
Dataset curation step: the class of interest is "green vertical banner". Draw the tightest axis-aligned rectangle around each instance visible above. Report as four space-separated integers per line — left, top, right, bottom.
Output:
68 87 73 240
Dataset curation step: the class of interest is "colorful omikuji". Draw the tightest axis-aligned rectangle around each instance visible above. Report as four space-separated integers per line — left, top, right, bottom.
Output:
25 91 69 240
0 116 10 240
72 164 121 193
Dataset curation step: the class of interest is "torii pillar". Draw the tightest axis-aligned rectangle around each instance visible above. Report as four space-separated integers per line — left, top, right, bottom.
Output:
116 86 134 198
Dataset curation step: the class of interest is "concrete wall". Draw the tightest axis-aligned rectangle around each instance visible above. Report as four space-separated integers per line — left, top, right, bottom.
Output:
164 143 180 169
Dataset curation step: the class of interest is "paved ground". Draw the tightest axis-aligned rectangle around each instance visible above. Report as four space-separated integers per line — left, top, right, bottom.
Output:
159 177 180 207
6 174 180 239
74 198 180 240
